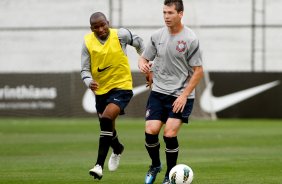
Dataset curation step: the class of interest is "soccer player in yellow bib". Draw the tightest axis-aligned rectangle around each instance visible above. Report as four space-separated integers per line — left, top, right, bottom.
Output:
81 12 145 180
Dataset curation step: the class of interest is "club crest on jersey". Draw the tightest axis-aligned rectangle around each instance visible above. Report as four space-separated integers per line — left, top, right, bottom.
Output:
146 109 150 118
176 40 186 52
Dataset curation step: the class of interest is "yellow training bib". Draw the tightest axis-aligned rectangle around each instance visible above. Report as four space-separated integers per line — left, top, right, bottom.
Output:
84 29 132 95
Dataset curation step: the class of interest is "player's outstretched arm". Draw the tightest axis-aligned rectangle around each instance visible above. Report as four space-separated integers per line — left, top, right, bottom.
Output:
81 42 94 88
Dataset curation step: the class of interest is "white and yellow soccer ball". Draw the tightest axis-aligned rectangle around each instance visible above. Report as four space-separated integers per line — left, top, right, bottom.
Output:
169 164 194 184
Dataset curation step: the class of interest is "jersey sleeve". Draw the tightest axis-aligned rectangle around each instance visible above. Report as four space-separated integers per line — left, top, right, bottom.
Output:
187 39 202 67
80 41 93 88
142 36 157 61
118 28 145 55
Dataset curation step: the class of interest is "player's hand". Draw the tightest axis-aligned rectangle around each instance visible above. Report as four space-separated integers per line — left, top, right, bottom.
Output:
172 95 187 113
145 72 153 88
89 81 99 91
138 57 151 74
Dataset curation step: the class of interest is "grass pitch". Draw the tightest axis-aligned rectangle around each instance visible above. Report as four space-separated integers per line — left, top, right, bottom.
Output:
0 118 281 184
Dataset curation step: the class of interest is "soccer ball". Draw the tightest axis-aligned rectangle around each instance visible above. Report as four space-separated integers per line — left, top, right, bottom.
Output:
169 164 194 184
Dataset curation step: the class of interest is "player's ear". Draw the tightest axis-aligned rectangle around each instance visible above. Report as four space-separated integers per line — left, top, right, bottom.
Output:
178 11 183 18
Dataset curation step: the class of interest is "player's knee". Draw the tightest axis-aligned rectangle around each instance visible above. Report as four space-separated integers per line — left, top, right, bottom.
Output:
146 128 159 135
163 129 178 137
145 122 161 135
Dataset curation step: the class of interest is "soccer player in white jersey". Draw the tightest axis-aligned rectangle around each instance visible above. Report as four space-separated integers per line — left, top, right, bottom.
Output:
81 12 144 180
138 0 204 183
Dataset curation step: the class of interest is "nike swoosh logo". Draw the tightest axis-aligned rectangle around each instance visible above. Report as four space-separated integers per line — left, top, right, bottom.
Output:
82 84 148 113
200 80 280 113
97 65 111 72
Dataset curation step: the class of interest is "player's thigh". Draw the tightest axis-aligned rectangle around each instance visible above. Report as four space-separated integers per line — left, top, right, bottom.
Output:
108 90 133 115
163 118 182 137
145 120 163 135
102 103 121 120
146 91 168 123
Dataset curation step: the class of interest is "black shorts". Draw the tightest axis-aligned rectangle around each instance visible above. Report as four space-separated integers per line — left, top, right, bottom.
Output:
145 91 194 123
95 89 133 115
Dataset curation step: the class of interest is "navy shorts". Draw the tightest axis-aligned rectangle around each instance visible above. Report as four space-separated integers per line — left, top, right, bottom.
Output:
145 91 194 123
95 89 133 115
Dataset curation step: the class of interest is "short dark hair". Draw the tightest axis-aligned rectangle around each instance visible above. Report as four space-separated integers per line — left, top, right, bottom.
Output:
164 0 184 12
90 12 107 23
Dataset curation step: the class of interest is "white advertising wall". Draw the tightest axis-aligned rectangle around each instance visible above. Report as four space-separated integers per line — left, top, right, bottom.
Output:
1 0 282 73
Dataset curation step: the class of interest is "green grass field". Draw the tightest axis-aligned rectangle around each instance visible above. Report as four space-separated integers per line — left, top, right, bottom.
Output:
0 118 281 184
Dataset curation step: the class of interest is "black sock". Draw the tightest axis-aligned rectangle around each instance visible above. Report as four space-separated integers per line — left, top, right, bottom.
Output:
145 132 161 167
96 117 113 168
163 136 179 176
111 130 123 154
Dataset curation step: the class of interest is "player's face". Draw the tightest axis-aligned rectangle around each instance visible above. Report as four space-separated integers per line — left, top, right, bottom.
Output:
90 16 110 40
163 4 183 28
